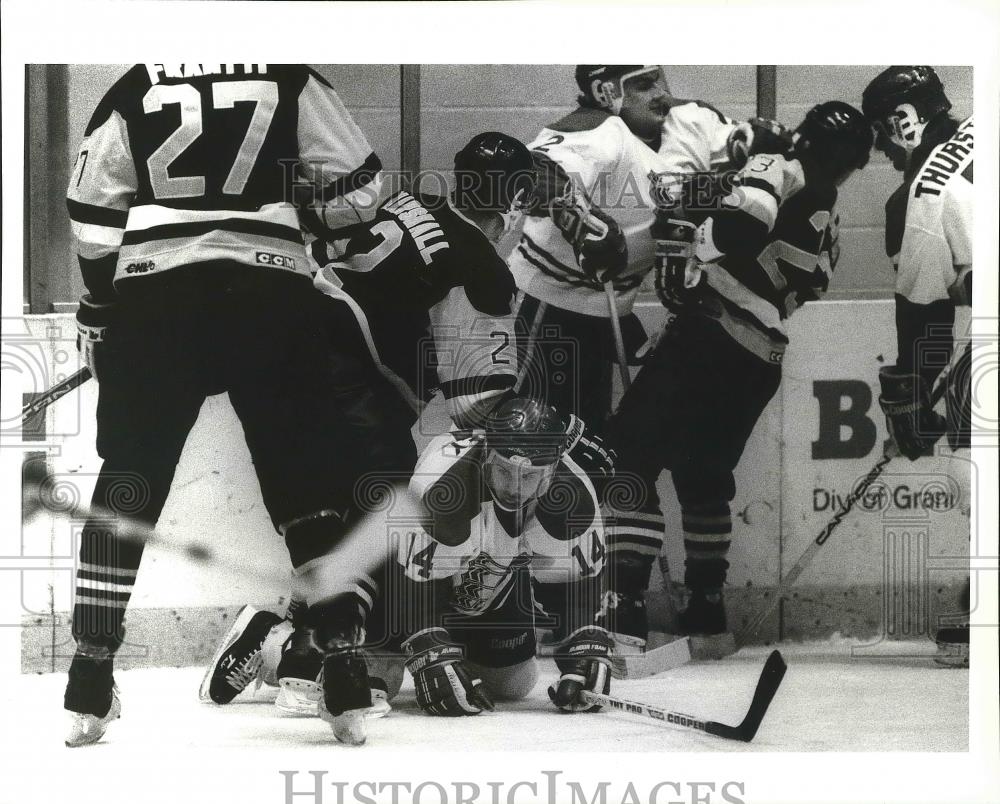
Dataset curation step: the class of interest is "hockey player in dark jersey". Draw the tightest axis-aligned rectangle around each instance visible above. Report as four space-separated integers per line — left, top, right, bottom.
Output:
511 65 793 430
197 134 562 739
64 64 385 747
600 102 873 650
862 67 973 666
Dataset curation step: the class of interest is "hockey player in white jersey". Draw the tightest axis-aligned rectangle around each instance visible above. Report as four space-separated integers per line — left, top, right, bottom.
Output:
862 66 973 666
512 65 789 428
205 397 612 742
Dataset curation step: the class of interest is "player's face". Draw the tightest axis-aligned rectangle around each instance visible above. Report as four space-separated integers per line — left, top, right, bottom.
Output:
618 68 670 139
871 106 921 171
483 450 557 510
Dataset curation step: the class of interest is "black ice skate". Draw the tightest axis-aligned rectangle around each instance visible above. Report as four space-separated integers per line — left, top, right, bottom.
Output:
319 646 374 745
678 591 736 660
64 644 120 747
275 626 324 716
199 604 283 704
596 590 649 650
934 625 969 668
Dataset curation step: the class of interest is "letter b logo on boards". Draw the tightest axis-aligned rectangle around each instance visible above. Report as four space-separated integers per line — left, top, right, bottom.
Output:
811 380 877 459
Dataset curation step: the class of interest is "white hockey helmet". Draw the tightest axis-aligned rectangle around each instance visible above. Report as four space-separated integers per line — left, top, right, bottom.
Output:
575 65 665 115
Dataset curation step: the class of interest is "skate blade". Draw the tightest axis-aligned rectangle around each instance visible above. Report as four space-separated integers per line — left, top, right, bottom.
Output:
933 643 969 668
612 636 691 679
198 604 261 703
65 693 121 747
276 677 322 716
319 707 368 745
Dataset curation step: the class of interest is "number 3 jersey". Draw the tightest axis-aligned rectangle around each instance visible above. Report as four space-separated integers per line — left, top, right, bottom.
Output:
693 152 840 362
399 431 605 617
311 191 519 425
67 64 382 297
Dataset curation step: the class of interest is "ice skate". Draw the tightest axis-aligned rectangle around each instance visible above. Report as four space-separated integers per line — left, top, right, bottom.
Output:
679 591 736 660
275 626 324 716
934 625 969 668
66 687 121 748
64 645 119 747
199 604 283 704
318 649 373 745
596 590 649 652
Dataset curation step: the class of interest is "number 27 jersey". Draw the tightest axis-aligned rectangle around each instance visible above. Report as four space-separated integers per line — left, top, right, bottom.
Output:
67 63 382 291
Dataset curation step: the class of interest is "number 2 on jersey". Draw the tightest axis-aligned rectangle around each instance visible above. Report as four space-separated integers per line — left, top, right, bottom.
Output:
143 80 278 200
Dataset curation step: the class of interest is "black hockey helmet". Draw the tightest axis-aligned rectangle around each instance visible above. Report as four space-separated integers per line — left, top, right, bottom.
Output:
453 131 536 214
483 397 567 509
484 397 567 466
792 101 873 184
862 66 951 125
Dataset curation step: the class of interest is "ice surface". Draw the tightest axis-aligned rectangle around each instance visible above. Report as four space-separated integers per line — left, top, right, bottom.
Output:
4 642 968 804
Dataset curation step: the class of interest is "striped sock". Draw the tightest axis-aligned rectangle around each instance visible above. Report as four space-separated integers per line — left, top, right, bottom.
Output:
603 505 665 592
681 502 732 593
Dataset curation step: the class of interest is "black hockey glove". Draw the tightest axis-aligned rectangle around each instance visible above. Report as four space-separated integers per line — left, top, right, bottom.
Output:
75 294 118 383
550 189 628 284
878 366 946 460
727 118 796 167
652 212 699 316
548 626 613 713
403 627 495 716
563 414 616 482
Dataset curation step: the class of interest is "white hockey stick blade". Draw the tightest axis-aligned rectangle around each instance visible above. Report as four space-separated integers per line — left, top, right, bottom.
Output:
612 636 692 679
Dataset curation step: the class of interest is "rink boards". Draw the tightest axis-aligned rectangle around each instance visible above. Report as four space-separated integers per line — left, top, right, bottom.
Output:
12 300 972 670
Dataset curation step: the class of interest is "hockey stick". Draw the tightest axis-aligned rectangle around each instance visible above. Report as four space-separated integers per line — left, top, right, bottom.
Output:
21 458 417 597
514 296 548 394
20 367 92 427
736 372 951 644
582 649 787 743
604 281 632 393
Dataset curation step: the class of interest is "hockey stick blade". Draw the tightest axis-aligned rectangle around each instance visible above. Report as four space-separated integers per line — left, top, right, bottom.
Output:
704 649 786 742
582 649 787 743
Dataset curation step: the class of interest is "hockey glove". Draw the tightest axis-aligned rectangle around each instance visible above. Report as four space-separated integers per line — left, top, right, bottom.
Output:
547 626 613 712
403 627 494 716
563 414 616 482
652 212 699 316
550 189 628 284
878 366 946 460
75 294 118 383
727 118 796 167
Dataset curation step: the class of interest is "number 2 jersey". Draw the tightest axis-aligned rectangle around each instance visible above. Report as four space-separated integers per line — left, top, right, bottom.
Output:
311 191 519 425
67 63 382 298
510 100 740 317
693 152 840 363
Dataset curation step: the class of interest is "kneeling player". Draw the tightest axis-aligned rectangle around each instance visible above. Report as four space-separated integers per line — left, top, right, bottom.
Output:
602 102 873 648
363 397 612 722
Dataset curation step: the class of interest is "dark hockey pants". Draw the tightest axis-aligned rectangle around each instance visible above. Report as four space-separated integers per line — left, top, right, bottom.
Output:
603 313 782 595
72 264 415 651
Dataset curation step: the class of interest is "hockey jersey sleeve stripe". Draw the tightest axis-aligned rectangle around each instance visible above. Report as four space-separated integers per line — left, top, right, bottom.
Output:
70 223 126 262
522 233 585 277
67 198 129 229
739 177 782 208
437 374 516 400
120 218 303 247
320 151 383 201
